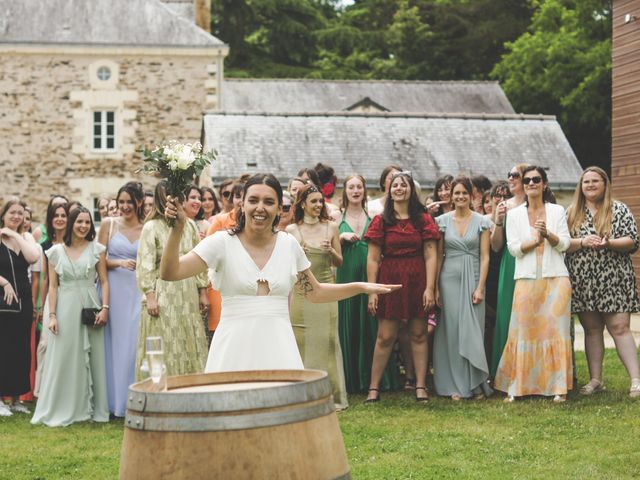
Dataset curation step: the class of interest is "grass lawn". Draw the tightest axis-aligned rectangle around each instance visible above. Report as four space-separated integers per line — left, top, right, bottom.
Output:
2 350 639 479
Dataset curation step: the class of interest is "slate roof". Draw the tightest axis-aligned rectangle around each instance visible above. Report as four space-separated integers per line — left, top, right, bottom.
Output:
0 0 225 47
202 112 582 189
221 79 515 114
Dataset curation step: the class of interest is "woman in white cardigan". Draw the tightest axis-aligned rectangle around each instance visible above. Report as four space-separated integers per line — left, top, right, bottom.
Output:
494 166 573 403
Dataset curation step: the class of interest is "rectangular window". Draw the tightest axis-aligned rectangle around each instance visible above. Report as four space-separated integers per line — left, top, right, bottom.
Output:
92 110 116 151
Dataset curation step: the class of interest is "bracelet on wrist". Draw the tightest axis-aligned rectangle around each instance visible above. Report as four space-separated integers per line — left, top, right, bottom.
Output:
49 313 57 317
101 305 109 310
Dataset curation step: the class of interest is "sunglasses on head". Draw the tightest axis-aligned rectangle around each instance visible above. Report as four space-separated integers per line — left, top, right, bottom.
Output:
522 176 543 185
507 172 521 179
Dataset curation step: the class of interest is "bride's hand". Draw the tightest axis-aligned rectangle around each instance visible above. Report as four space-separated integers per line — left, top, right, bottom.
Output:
165 196 186 228
362 283 402 295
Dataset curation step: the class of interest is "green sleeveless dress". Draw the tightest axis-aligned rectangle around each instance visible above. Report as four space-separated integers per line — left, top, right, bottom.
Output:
336 214 400 393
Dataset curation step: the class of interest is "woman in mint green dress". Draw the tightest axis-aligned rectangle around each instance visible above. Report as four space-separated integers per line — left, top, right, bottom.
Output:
490 164 527 377
336 175 399 393
32 207 109 427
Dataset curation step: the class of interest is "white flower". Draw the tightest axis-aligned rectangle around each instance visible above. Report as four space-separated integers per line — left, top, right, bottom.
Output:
175 145 196 170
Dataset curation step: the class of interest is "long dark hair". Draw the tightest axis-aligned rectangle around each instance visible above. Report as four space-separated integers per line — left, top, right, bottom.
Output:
117 181 145 222
432 175 454 202
64 206 96 245
45 203 69 243
382 172 425 227
201 186 221 217
231 174 283 235
293 184 330 224
523 165 555 206
379 164 403 192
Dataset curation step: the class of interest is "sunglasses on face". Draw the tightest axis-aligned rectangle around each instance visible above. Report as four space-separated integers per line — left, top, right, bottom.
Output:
282 205 291 212
492 193 509 199
507 172 521 179
522 176 543 185
221 191 231 198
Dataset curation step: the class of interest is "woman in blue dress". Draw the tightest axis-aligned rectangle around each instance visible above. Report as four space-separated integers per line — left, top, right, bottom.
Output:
98 182 144 417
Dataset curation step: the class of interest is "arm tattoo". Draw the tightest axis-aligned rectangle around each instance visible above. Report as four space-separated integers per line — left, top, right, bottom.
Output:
296 271 314 296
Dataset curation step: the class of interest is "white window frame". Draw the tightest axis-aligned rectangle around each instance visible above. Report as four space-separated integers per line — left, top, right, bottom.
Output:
92 110 116 152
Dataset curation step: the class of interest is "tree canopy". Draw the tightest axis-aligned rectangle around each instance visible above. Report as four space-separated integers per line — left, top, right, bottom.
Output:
211 0 612 170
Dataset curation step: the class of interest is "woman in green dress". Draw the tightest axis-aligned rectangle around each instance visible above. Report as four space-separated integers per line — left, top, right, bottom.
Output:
490 164 528 377
31 207 110 426
336 175 399 393
135 181 209 379
287 184 348 409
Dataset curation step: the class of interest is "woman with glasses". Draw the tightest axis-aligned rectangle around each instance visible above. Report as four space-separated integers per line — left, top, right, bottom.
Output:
489 164 529 378
217 179 235 215
483 182 512 366
276 191 294 231
337 175 400 394
287 184 348 409
494 166 572 403
364 172 439 403
565 167 640 398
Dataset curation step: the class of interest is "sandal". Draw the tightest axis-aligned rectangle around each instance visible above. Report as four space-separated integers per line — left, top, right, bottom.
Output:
553 395 566 403
580 379 605 396
415 386 429 403
630 379 640 399
365 388 380 404
404 378 416 391
503 395 515 403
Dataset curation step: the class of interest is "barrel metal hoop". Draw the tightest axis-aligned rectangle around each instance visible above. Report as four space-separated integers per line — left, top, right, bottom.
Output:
125 399 334 432
129 376 332 414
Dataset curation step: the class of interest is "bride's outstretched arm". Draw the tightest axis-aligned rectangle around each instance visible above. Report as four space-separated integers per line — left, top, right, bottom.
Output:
297 269 400 304
160 197 208 281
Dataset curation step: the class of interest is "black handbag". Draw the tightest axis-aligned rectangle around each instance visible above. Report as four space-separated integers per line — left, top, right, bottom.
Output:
81 308 101 326
0 241 22 314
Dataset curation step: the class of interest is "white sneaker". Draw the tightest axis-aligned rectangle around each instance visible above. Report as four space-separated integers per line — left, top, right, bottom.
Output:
10 402 30 414
0 403 13 417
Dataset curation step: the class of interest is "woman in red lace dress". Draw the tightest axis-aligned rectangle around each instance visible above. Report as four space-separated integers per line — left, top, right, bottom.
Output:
364 172 440 403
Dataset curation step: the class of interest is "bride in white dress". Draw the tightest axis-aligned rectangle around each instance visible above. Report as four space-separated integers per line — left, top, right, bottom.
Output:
160 174 400 373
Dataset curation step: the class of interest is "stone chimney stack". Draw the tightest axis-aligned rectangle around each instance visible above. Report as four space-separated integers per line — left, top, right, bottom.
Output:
160 0 211 33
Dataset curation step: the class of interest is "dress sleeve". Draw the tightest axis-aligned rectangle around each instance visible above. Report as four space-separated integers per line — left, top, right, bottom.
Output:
136 221 160 295
478 214 493 233
552 205 571 253
45 244 63 275
422 213 441 240
614 202 639 254
192 231 227 290
364 215 385 246
435 214 446 233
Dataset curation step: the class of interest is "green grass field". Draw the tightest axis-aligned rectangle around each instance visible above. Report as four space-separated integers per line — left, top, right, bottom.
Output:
2 350 639 480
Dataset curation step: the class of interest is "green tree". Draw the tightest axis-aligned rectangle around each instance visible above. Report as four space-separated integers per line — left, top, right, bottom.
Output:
492 0 612 171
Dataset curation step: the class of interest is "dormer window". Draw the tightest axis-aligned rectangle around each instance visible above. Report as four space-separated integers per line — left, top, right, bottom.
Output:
97 66 112 81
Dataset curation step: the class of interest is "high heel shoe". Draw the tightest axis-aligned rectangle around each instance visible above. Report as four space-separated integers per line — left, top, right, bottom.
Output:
415 387 429 403
365 388 380 404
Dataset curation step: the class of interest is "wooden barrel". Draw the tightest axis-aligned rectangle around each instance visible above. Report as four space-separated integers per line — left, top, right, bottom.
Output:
119 370 351 479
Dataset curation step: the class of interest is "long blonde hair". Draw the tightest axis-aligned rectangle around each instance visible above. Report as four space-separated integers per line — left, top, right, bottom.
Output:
567 166 613 237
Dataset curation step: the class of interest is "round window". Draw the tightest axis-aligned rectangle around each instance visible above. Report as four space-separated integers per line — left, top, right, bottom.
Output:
97 66 111 81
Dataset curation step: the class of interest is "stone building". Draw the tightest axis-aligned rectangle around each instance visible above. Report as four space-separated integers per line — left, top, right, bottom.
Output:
0 0 227 217
1 0 582 218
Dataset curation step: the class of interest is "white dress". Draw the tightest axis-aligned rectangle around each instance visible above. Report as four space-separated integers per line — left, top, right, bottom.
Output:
193 231 311 372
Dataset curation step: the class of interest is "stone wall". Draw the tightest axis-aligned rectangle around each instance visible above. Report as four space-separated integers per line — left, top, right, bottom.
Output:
0 50 221 221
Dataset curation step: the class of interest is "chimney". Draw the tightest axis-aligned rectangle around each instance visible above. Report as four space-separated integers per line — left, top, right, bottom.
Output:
160 0 211 33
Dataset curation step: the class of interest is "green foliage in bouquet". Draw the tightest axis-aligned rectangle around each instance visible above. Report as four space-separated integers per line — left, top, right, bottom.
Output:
137 141 217 225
